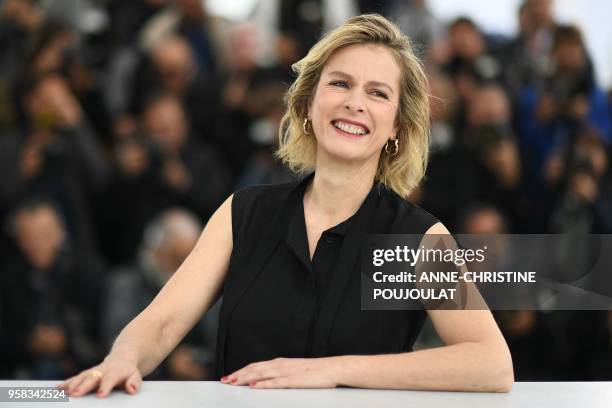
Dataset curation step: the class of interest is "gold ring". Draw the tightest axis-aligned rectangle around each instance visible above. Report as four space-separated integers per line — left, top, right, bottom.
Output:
88 369 103 380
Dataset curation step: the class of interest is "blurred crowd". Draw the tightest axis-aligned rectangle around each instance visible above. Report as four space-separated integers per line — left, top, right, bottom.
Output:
0 0 611 382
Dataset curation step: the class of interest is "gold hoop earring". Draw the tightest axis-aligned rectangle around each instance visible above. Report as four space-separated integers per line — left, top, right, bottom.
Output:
302 117 311 135
385 138 399 156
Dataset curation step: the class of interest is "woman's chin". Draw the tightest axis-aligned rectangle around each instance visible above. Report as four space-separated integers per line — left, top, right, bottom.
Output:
315 130 382 165
318 144 376 166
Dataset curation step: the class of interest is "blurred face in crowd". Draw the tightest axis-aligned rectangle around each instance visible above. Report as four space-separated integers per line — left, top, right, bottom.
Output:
276 33 301 68
552 39 586 74
308 43 400 168
227 23 258 72
31 29 76 77
467 85 510 127
449 21 484 61
525 0 554 28
142 97 188 154
462 208 507 234
518 5 531 35
151 37 196 95
154 229 198 277
177 0 205 20
14 205 65 271
152 212 200 277
461 208 510 272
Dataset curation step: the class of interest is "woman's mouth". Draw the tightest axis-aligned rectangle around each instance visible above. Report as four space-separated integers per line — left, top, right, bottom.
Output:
331 120 370 137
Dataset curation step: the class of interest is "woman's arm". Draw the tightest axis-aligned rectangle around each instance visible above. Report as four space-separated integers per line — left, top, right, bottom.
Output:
61 194 234 397
227 222 514 392
330 223 513 391
331 308 514 392
110 195 233 374
343 222 514 391
228 310 513 392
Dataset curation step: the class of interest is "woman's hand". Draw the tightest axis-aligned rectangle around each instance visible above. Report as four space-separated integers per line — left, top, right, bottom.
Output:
57 352 142 398
221 357 343 389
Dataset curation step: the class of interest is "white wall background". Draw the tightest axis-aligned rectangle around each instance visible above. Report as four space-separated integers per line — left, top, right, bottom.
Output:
206 0 612 88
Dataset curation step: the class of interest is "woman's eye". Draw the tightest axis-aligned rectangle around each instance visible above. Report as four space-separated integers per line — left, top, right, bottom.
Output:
330 80 348 88
372 90 388 99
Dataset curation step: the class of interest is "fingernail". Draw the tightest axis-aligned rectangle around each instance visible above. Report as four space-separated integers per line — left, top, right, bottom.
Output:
221 376 228 382
250 382 257 387
230 378 237 384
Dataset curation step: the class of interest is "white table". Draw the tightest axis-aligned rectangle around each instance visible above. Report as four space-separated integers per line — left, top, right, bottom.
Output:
0 381 610 407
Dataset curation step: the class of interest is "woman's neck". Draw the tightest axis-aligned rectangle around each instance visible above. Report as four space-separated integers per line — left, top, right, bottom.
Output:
305 159 377 226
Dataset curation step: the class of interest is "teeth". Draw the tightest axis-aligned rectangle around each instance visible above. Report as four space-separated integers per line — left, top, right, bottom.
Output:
333 121 368 135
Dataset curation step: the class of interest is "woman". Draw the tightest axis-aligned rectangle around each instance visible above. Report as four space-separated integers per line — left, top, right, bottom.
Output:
59 14 513 396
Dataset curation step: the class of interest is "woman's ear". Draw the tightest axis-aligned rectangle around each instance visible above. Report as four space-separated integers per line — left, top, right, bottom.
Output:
307 90 316 117
392 119 400 139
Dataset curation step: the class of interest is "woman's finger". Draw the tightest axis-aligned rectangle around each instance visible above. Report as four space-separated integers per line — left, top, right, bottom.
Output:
125 370 142 394
225 359 281 385
250 377 289 389
224 364 252 384
241 364 285 385
56 375 77 391
95 372 125 398
69 373 102 397
66 374 90 396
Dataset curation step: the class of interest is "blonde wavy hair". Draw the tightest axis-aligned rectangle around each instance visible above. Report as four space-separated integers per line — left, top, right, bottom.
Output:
275 14 430 197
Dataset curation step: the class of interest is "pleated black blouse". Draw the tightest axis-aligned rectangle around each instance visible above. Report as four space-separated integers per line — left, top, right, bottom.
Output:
215 173 439 378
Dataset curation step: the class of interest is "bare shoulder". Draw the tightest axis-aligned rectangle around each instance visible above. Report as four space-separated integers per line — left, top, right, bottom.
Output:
207 194 233 235
190 194 234 263
424 221 450 235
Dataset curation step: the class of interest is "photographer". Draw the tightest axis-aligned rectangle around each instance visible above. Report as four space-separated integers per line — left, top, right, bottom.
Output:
548 131 611 234
517 25 611 197
0 73 108 252
0 197 105 379
101 94 231 264
423 83 527 231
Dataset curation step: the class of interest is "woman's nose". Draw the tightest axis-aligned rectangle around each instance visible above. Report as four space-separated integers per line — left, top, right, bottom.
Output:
344 90 365 113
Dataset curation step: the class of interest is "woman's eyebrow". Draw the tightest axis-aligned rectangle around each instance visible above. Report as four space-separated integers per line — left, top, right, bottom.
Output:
326 70 394 95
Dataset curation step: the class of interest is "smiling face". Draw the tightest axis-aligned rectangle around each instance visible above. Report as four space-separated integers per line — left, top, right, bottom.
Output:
308 43 401 168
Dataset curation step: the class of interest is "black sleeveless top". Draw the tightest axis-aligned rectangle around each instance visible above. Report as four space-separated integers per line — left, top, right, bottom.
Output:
215 173 439 378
